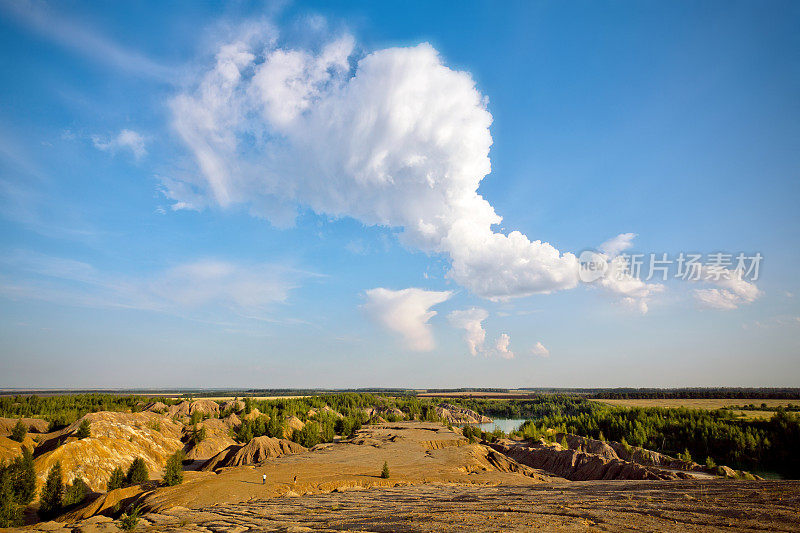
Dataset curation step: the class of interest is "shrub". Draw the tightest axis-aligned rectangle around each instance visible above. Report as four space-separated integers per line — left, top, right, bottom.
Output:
462 425 481 443
380 461 390 479
294 423 321 448
76 419 91 439
162 451 184 486
63 477 89 507
125 458 149 485
189 424 206 445
39 462 63 518
705 456 717 469
9 420 26 443
119 505 142 531
107 466 126 491
677 448 693 463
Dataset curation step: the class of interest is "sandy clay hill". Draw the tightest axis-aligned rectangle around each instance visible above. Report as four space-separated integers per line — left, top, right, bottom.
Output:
9 420 799 533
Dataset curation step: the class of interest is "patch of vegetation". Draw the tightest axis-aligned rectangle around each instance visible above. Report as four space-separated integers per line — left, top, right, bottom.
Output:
293 422 321 448
39 461 63 518
9 419 27 443
63 477 89 507
0 447 35 527
0 468 22 528
107 466 126 491
188 424 206 445
76 419 91 439
163 451 184 486
125 458 149 485
380 461 390 479
119 505 142 531
0 394 161 429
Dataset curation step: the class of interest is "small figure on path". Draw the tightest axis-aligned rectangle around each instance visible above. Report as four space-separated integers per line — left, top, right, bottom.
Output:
293 475 297 483
262 474 266 485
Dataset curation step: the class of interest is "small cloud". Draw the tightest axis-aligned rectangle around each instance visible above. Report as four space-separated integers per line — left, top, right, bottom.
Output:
494 333 514 359
599 233 636 257
530 342 550 357
345 239 367 255
92 129 147 159
448 307 489 356
361 287 451 351
693 268 761 310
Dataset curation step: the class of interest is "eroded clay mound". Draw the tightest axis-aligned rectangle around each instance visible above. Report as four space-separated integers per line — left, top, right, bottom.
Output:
167 400 220 419
33 411 183 493
489 440 692 481
435 403 492 424
202 436 306 471
0 416 49 436
183 418 237 461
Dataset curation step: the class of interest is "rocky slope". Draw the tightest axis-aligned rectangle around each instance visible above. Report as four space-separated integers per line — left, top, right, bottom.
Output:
0 434 37 463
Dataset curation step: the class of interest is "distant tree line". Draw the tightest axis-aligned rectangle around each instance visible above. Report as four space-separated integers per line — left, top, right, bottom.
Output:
588 388 800 400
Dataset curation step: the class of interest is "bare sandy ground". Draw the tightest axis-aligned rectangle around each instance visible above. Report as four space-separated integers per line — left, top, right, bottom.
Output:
19 480 800 532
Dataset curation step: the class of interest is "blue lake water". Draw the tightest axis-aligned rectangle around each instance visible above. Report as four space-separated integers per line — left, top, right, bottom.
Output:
475 418 527 434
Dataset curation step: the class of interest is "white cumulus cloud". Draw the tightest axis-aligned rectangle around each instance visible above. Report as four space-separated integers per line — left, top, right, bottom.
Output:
166 30 580 300
362 287 451 351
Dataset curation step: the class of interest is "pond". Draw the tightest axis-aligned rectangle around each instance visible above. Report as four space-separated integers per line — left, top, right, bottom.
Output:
474 418 527 434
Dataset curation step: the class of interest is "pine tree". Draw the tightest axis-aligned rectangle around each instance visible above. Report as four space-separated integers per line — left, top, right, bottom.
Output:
126 458 149 485
162 451 184 486
75 419 91 439
9 420 26 443
63 477 89 507
380 461 390 479
0 466 22 528
11 446 36 505
39 462 63 518
107 466 126 491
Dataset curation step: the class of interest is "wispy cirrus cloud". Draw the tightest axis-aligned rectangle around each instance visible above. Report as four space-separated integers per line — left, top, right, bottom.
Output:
0 0 173 81
92 129 147 159
0 250 311 324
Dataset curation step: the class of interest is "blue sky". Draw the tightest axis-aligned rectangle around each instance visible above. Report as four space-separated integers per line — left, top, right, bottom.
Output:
0 0 798 388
